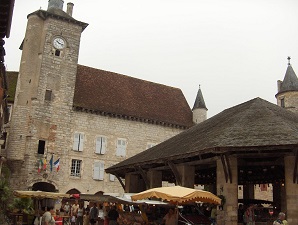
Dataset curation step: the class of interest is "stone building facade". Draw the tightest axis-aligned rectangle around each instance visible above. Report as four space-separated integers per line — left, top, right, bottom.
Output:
6 0 207 194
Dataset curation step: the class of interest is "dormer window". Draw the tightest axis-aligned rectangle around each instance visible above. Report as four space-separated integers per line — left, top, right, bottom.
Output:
280 98 285 108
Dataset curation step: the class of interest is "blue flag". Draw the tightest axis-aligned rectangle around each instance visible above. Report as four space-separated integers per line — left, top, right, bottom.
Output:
49 154 53 172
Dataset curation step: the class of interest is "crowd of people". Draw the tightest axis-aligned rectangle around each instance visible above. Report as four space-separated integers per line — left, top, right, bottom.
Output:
237 204 288 225
35 200 289 225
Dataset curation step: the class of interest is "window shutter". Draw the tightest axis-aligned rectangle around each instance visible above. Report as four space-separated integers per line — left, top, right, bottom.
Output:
116 139 121 156
109 174 115 182
99 162 104 180
116 139 126 156
101 137 106 154
73 133 80 151
121 140 126 156
96 137 106 154
79 134 84 152
93 162 100 180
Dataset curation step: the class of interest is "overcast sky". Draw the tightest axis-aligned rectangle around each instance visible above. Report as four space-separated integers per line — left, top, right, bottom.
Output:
5 0 298 117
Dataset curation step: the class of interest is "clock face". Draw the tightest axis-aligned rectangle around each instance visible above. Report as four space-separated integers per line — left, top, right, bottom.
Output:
53 37 66 49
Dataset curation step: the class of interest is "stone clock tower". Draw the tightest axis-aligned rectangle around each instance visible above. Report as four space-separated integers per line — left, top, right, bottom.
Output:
7 0 88 190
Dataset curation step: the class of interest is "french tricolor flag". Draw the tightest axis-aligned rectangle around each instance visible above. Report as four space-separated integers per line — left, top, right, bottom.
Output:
54 158 60 172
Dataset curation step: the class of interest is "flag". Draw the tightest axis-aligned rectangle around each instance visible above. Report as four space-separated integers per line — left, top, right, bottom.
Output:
49 154 53 172
54 158 60 172
38 159 42 173
43 158 47 170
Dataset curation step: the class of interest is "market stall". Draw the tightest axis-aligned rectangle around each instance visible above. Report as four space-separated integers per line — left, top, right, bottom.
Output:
13 190 71 225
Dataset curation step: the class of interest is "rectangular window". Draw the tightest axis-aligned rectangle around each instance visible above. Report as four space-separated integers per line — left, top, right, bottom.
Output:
73 133 84 151
38 140 46 154
95 136 107 154
93 161 104 180
71 159 82 177
280 98 285 108
45 90 52 101
116 138 126 156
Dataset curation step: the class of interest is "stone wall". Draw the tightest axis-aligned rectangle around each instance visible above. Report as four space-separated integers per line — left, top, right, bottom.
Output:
276 91 298 113
7 8 187 194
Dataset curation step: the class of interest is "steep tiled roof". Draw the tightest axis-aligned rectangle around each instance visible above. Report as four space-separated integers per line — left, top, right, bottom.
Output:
192 87 207 110
106 97 298 174
73 65 193 128
277 64 298 94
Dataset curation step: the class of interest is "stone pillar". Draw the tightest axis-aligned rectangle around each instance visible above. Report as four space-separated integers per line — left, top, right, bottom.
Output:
125 173 142 193
284 156 298 224
176 165 195 188
243 184 254 200
216 157 238 225
147 170 162 188
272 182 282 213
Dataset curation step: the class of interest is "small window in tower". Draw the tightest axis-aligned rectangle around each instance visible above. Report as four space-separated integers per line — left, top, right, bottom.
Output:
55 50 60 56
38 140 46 154
280 98 285 108
45 90 52 101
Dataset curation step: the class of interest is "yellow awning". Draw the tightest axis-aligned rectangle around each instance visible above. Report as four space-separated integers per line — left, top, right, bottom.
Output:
131 186 221 205
14 190 70 199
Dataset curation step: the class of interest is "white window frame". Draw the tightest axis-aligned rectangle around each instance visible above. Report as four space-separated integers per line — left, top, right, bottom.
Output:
116 138 127 156
95 136 107 154
93 161 105 181
73 132 84 151
70 159 82 177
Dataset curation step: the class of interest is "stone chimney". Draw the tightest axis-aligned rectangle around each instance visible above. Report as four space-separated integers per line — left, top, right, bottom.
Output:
48 0 64 10
277 80 282 92
66 2 74 16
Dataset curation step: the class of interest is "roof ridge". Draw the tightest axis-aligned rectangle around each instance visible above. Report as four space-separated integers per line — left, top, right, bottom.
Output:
77 64 182 91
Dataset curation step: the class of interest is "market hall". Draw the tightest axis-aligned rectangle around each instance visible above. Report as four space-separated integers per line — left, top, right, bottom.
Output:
106 97 298 225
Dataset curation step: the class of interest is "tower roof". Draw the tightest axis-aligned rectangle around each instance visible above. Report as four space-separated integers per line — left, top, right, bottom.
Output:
277 59 298 95
192 87 207 110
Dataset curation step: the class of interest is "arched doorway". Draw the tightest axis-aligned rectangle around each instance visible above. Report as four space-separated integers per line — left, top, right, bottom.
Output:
32 182 56 192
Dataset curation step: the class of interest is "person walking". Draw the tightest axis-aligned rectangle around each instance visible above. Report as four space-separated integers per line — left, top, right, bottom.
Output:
273 212 288 225
162 208 178 225
41 207 56 225
108 206 119 225
89 202 99 225
244 205 255 225
210 205 217 225
76 203 84 225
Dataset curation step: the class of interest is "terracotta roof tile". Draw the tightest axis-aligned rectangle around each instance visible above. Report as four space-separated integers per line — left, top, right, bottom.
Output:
73 65 193 127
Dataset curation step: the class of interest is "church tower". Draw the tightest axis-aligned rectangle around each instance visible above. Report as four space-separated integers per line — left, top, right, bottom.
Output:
192 86 208 124
276 57 298 113
7 0 88 190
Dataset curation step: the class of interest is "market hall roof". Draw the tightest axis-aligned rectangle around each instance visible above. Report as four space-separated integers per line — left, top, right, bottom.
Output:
73 65 193 128
106 97 298 175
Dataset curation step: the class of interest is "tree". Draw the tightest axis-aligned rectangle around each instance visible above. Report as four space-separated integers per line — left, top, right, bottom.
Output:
0 164 13 224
